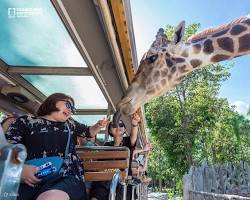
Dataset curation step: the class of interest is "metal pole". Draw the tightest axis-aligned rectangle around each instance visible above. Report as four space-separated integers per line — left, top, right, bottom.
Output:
131 186 135 200
122 184 127 200
0 126 27 200
109 170 121 200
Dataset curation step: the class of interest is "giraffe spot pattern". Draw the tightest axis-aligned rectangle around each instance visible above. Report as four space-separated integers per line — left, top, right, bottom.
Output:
160 62 165 69
212 28 229 37
203 39 214 54
146 89 155 95
175 57 185 63
161 79 167 86
156 84 161 91
217 37 234 52
238 34 250 53
211 54 231 62
171 66 176 74
153 71 161 82
181 50 189 57
141 71 148 80
141 65 154 79
166 58 174 67
190 59 202 68
191 36 207 43
179 65 189 73
176 76 185 83
161 69 168 77
193 44 201 54
146 78 152 85
230 25 247 35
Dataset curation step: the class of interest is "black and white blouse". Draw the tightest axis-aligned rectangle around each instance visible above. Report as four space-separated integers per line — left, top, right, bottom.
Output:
6 115 90 180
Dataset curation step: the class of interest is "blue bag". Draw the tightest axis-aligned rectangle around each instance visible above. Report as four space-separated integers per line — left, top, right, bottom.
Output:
25 123 71 182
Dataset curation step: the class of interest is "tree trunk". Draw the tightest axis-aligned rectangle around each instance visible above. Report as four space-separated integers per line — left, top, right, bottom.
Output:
159 179 162 192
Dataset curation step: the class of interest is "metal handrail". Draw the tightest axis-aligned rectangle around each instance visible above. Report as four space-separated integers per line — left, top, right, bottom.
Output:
0 125 27 200
109 170 121 200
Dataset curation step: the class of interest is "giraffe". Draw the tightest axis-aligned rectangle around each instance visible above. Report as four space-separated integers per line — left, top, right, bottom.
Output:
115 15 250 117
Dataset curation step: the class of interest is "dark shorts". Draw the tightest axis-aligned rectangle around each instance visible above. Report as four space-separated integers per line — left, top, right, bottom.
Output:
85 181 92 189
90 181 123 200
17 175 87 200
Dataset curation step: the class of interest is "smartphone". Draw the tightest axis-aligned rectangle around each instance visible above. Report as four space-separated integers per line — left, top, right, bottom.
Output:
35 162 53 178
39 162 52 170
36 166 54 178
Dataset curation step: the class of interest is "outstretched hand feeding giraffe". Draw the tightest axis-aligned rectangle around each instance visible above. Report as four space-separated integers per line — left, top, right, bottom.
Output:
114 15 250 122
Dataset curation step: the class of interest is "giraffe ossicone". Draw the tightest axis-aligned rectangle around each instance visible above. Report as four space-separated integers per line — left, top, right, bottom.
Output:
116 15 250 116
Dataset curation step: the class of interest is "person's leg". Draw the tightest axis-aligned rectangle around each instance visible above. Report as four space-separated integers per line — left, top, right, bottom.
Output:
90 181 109 200
17 183 40 200
115 183 124 200
85 181 92 200
126 184 132 200
36 176 87 200
36 190 69 200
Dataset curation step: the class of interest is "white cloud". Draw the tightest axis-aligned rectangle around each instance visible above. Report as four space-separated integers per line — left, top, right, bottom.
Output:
230 101 249 115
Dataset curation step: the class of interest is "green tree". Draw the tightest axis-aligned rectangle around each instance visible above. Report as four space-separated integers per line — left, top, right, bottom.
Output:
145 22 250 193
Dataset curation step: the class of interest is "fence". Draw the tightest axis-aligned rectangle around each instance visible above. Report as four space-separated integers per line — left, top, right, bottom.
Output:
183 161 250 200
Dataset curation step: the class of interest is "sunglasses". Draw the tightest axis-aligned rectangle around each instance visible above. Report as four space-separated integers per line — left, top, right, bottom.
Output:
65 101 76 114
119 122 125 128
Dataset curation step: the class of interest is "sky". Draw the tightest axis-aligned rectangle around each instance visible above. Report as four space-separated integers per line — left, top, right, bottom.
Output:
130 0 250 115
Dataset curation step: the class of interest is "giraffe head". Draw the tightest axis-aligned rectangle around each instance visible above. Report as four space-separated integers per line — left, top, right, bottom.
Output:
116 15 250 116
117 21 186 115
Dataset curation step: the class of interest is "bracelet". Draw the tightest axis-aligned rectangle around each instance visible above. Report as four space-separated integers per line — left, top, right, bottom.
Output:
132 124 138 127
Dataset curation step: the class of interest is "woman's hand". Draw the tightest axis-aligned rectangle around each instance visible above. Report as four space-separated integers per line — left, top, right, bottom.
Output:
97 118 109 129
131 113 140 126
143 143 151 152
90 118 110 136
21 165 41 187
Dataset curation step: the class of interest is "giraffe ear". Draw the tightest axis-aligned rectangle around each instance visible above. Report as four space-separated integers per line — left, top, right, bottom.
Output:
173 21 185 44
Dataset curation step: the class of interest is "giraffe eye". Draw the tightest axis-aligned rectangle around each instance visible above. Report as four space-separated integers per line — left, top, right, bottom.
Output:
147 54 158 64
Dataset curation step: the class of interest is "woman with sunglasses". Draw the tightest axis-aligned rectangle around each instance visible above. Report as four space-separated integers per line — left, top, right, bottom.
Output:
6 93 108 200
90 113 140 200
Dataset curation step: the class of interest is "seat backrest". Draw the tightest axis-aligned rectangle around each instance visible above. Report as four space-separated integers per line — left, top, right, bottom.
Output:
77 146 130 182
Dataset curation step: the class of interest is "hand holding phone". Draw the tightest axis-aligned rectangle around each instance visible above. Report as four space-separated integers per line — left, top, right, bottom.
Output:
35 162 54 178
36 166 55 178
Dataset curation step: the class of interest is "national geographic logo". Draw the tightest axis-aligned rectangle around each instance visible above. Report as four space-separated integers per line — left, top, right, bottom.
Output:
1 192 19 198
8 7 42 18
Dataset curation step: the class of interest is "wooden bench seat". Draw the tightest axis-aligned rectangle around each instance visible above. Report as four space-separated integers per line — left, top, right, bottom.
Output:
77 146 130 182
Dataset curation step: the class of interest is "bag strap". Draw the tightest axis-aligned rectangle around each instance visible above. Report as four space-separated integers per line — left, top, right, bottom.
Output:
64 122 71 156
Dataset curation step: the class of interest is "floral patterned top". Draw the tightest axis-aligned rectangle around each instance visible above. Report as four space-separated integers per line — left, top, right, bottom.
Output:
6 115 90 180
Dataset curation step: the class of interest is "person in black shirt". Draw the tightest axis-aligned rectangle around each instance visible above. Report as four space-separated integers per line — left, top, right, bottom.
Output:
6 93 109 200
90 113 140 200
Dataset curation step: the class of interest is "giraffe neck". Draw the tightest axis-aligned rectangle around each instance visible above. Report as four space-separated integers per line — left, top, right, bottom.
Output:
177 17 250 77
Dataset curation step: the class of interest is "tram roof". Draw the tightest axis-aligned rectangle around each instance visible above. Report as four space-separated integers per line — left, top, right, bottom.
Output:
0 0 147 144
